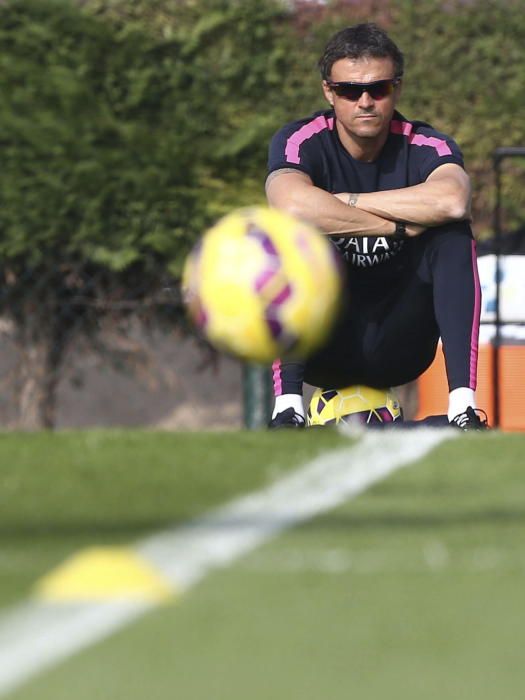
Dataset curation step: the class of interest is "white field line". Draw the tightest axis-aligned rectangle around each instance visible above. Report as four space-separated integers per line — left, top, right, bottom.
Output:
237 544 520 575
0 428 452 696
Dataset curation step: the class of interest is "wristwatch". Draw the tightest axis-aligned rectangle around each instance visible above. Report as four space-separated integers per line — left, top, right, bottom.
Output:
393 221 408 239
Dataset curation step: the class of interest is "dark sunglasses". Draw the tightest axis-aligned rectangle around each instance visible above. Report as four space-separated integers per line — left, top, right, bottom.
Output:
327 78 401 101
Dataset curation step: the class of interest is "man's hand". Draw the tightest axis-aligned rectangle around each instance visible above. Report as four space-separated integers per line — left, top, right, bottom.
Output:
266 170 398 238
404 223 426 237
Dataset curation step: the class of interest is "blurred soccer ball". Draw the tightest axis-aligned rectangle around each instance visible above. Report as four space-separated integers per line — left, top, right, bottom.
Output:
182 206 343 363
307 385 403 427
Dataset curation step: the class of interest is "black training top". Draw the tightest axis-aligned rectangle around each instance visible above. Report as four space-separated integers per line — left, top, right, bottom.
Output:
267 109 464 270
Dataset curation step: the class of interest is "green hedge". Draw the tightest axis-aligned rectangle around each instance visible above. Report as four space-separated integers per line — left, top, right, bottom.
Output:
2 0 523 279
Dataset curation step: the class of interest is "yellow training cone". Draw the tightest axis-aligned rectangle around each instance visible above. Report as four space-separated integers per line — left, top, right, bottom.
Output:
34 547 173 603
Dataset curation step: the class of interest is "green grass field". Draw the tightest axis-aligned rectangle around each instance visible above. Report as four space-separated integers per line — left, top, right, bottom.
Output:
1 429 524 699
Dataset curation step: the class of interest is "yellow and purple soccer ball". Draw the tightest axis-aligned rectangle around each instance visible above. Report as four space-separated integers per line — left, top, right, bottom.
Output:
307 385 403 427
182 207 343 363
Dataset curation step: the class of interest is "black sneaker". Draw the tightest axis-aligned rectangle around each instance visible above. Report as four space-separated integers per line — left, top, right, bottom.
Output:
450 406 489 431
268 407 305 429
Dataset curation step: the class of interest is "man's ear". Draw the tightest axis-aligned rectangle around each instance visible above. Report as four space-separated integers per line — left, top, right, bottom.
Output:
393 79 403 107
322 80 334 106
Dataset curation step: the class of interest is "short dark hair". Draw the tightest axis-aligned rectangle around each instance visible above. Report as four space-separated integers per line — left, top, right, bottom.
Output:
318 23 404 81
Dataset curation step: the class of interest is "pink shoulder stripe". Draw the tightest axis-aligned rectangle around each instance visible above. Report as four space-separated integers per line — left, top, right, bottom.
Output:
285 116 334 164
391 119 452 156
391 119 413 136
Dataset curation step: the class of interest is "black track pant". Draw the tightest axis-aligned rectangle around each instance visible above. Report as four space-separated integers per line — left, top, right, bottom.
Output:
272 222 481 395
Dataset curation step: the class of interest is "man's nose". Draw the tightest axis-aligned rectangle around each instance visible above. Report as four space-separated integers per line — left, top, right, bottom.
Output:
357 90 374 108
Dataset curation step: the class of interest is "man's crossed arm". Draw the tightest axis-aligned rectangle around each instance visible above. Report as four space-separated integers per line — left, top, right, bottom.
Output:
265 163 470 237
334 164 472 227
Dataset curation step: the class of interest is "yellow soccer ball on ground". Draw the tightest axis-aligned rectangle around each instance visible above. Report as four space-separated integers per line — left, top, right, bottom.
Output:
307 385 403 427
182 206 343 363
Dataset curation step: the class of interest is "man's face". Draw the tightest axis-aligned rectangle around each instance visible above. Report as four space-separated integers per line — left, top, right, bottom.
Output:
322 56 401 142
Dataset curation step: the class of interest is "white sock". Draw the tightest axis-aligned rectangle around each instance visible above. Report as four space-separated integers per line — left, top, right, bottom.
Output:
447 387 476 422
272 394 305 420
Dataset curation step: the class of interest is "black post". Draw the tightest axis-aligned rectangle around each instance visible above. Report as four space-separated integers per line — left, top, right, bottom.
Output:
242 363 272 429
491 147 525 428
492 153 502 428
